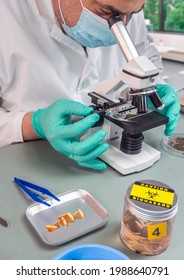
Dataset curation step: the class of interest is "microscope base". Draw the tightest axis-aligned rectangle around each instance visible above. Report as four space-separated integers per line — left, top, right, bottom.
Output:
99 140 160 175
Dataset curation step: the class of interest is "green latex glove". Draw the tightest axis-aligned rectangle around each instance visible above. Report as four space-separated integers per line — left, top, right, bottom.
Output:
148 84 180 136
31 99 109 170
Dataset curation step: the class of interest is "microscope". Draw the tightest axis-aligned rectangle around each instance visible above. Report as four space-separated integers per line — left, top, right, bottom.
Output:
88 15 168 175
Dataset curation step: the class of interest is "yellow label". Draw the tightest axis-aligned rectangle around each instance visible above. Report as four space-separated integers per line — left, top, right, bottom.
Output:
130 181 175 208
148 222 167 240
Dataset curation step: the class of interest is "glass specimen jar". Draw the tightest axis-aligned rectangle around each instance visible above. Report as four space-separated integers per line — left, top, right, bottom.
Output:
120 180 178 255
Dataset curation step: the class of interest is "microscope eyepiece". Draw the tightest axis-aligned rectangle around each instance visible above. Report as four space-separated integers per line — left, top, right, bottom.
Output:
108 15 122 28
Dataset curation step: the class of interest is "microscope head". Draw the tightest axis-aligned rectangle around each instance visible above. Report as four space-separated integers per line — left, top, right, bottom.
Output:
108 15 164 113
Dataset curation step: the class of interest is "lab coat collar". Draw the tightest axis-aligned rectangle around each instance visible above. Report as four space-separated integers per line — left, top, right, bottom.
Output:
26 0 86 56
50 23 87 56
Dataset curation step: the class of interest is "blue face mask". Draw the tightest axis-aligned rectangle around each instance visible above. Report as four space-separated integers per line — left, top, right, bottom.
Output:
58 0 117 48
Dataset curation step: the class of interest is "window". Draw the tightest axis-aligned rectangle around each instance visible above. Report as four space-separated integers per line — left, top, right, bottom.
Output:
144 0 184 33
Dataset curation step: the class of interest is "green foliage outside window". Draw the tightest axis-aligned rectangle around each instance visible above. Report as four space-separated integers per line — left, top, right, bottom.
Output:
144 0 159 30
165 2 184 31
144 0 184 32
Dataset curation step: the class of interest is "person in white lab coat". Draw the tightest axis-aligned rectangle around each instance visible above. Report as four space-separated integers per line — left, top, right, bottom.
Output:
0 0 180 170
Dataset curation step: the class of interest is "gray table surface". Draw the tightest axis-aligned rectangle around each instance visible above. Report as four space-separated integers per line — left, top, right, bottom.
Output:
0 114 183 260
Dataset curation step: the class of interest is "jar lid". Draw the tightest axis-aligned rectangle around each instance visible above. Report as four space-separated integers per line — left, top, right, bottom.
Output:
125 180 178 220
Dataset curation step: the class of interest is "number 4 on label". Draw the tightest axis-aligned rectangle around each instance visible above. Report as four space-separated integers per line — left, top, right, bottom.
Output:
148 222 167 240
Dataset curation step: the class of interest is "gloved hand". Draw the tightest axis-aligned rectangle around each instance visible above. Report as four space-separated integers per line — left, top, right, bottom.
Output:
148 84 180 136
31 99 109 170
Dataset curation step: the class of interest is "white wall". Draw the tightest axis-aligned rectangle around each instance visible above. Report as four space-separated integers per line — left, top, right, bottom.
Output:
149 32 184 52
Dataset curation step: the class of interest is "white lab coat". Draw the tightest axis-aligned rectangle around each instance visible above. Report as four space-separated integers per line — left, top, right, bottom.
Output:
0 0 163 147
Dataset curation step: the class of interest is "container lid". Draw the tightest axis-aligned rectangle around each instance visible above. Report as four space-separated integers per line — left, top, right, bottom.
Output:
125 180 178 220
53 244 129 260
163 133 184 157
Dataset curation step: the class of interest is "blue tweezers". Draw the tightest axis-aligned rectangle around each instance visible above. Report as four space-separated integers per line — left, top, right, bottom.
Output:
14 177 60 207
